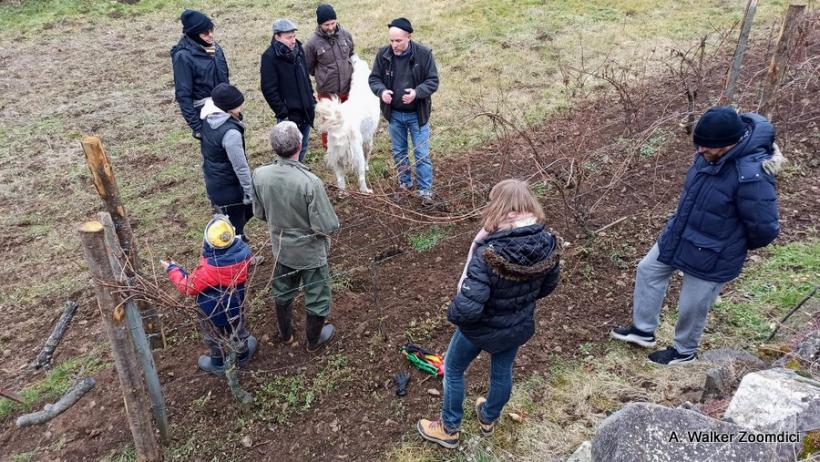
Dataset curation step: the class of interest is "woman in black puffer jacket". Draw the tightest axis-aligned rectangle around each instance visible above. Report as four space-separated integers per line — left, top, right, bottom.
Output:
417 179 560 449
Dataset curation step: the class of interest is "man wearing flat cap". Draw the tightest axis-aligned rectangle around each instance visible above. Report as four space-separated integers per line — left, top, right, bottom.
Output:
304 4 356 150
369 17 439 207
171 9 230 140
261 18 316 163
611 107 781 365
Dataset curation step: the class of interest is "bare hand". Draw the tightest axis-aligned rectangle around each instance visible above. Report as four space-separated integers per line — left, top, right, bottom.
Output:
381 90 393 104
402 88 416 104
159 259 171 270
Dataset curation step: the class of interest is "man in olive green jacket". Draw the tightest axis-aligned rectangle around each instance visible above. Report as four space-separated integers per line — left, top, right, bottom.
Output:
252 121 340 351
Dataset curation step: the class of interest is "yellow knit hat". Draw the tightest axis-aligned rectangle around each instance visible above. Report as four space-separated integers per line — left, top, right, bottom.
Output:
204 215 235 249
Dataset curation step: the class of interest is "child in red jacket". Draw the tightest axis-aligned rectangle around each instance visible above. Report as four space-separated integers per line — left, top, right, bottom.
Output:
161 215 257 374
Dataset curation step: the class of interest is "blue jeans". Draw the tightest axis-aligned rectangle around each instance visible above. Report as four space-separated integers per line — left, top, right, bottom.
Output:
388 111 433 194
441 329 519 433
632 243 725 355
277 118 311 163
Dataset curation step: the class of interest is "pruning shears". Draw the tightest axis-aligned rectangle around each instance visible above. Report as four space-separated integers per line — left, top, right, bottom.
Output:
401 343 444 378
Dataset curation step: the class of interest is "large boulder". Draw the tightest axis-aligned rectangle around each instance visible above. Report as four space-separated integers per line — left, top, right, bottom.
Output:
773 330 820 368
565 441 591 462
591 402 799 462
724 368 820 434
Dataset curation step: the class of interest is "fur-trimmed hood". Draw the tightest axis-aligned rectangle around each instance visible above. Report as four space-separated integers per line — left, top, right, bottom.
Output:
480 224 559 282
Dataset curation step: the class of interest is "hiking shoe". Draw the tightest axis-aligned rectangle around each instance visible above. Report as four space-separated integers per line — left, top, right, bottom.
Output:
417 419 459 449
610 325 656 348
475 397 495 436
648 347 696 365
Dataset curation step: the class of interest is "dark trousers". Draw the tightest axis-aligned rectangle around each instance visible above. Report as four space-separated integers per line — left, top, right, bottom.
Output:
273 263 332 317
198 312 251 367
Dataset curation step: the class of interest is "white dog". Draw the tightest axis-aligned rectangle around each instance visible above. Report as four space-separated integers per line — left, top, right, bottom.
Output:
315 55 381 194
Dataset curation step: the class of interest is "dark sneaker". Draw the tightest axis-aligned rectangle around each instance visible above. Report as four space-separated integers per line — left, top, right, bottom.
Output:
610 325 656 348
418 191 435 208
648 347 697 365
474 397 495 436
417 419 459 449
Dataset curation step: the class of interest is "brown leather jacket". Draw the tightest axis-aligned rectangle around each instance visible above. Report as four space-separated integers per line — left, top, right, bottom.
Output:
304 25 355 95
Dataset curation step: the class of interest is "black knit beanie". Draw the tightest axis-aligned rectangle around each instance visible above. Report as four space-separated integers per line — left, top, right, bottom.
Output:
181 10 214 37
388 17 413 34
212 83 245 112
693 107 746 148
316 4 337 24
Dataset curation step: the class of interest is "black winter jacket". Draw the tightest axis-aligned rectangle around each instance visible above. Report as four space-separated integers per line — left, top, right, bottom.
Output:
448 225 560 354
260 40 316 126
170 36 230 133
368 41 439 127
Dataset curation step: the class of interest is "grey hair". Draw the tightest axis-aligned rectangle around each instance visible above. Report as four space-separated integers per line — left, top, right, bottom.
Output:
270 121 302 157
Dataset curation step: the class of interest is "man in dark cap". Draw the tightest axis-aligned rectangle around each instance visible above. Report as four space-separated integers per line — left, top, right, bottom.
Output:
199 83 254 238
611 107 780 365
369 17 439 207
171 9 230 140
261 18 316 163
304 4 356 150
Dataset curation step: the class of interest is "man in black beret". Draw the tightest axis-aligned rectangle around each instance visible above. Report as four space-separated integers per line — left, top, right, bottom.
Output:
369 17 439 207
171 9 230 140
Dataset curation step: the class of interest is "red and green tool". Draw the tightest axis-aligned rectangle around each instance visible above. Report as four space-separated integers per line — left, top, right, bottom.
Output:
401 343 444 378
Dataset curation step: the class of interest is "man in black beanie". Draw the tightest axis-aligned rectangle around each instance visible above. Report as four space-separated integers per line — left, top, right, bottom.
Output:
303 4 356 150
199 83 254 238
611 107 780 365
171 9 230 140
369 17 439 207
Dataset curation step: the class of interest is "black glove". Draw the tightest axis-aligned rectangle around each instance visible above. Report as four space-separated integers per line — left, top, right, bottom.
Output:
393 371 410 397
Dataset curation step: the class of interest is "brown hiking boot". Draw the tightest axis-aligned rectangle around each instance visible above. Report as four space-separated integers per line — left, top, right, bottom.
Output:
417 419 459 449
475 397 495 435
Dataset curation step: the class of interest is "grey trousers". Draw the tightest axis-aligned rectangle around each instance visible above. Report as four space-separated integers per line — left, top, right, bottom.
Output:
632 243 724 355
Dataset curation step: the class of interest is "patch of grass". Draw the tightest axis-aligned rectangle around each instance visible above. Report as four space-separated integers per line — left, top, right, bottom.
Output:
712 240 820 340
0 352 110 419
408 226 451 252
9 452 34 462
639 128 671 159
255 354 352 425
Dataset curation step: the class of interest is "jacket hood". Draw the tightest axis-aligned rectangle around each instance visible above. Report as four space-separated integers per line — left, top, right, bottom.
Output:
200 98 244 130
202 238 252 266
171 35 211 58
481 225 559 281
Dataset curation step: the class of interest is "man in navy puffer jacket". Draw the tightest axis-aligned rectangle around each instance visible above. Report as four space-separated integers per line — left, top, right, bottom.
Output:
611 107 780 365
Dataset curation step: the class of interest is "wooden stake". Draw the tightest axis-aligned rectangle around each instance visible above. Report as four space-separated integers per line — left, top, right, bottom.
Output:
720 0 758 105
99 212 171 444
81 136 164 349
758 4 807 119
79 221 161 462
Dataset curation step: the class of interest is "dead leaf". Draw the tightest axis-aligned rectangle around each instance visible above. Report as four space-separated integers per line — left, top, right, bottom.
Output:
508 412 524 423
426 388 441 397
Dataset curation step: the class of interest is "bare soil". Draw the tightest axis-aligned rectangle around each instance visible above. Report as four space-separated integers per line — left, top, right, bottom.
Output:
1 21 818 462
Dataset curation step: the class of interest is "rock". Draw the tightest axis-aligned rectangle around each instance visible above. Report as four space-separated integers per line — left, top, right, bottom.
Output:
591 402 797 462
700 348 767 369
426 388 440 397
565 441 591 462
724 368 820 435
700 348 768 400
773 331 820 368
240 436 252 448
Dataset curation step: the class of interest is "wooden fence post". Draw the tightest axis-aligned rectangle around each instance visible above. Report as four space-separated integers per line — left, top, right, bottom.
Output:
79 221 161 462
720 0 758 105
81 136 164 349
99 212 171 444
758 4 807 119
